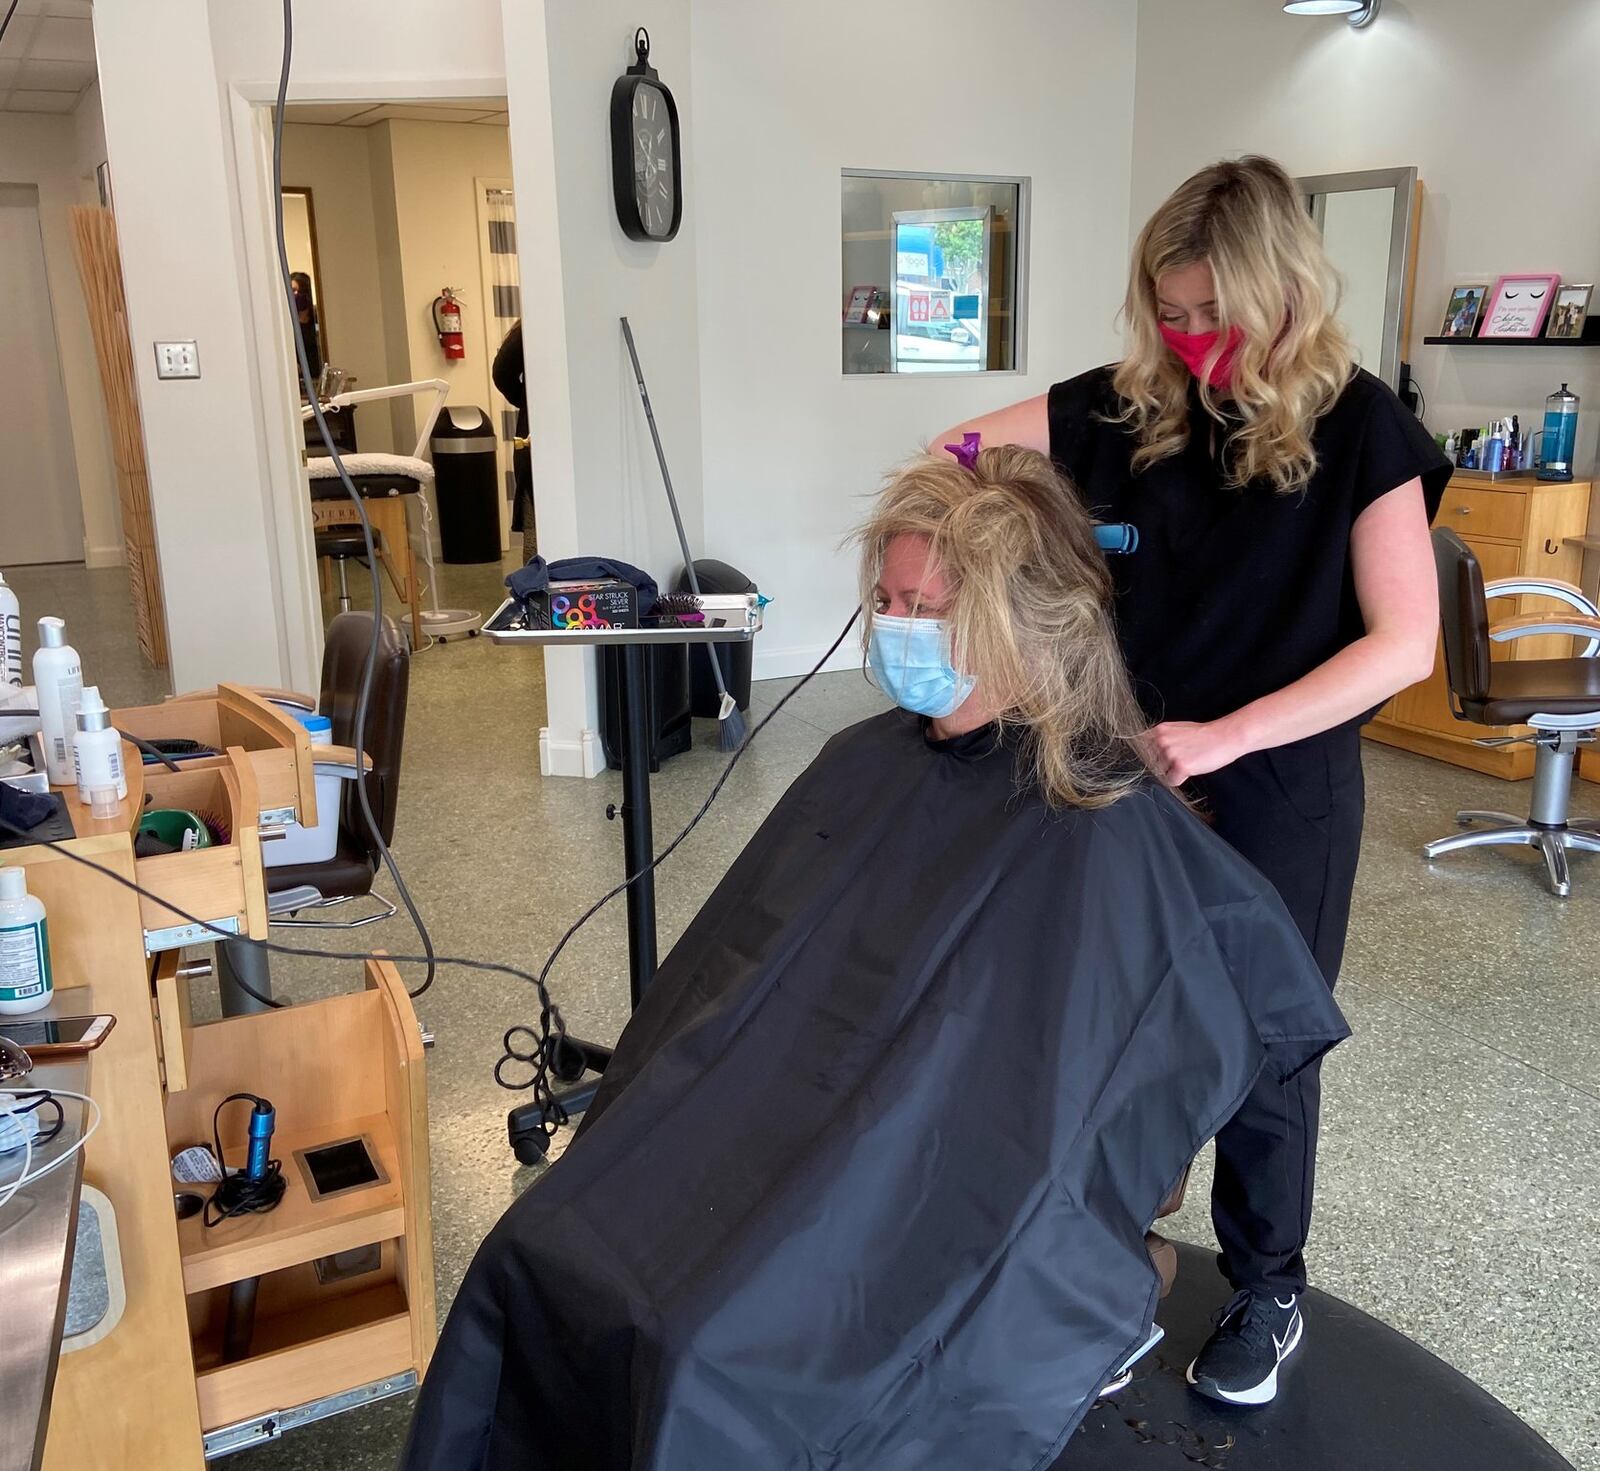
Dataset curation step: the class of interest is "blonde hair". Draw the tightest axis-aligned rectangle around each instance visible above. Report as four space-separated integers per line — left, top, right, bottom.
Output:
856 445 1151 809
1111 155 1354 493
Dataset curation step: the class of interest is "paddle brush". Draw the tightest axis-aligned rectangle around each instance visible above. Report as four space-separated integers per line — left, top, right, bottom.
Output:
621 317 748 751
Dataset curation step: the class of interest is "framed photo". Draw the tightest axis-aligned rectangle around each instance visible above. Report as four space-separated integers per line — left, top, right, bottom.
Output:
1480 274 1561 338
1438 283 1488 338
1545 283 1593 340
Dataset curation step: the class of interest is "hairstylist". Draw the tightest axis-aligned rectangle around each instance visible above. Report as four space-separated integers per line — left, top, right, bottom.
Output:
937 156 1452 1407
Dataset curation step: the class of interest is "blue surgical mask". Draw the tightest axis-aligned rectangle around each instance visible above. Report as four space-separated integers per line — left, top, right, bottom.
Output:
868 612 976 719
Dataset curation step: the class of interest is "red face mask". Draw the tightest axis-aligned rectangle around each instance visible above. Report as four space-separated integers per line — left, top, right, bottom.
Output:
1158 322 1244 388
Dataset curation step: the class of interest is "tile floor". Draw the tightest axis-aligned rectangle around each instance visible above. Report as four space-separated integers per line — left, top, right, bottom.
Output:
6 558 1598 1470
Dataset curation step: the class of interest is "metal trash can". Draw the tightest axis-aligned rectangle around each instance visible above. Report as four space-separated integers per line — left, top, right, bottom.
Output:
430 406 501 563
676 559 757 715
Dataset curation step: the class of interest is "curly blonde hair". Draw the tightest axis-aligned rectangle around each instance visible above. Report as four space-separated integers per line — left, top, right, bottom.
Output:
856 445 1151 809
1112 155 1354 493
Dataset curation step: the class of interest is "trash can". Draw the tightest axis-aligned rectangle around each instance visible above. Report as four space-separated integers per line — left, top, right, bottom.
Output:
676 559 757 716
598 643 692 772
431 406 501 563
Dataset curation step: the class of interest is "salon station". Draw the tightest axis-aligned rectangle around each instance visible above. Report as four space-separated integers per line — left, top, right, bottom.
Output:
2 2 1598 1469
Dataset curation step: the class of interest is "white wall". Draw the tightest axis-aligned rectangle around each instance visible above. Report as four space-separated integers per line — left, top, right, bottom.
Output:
0 105 122 569
279 123 397 454
691 0 1140 678
382 118 513 459
1131 0 1600 484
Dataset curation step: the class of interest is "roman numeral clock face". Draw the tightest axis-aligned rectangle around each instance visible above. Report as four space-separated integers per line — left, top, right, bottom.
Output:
632 83 674 239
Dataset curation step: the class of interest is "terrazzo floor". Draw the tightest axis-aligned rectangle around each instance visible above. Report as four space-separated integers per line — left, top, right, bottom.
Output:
6 557 1598 1470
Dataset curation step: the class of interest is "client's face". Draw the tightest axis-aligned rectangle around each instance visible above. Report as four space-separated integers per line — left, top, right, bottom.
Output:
875 534 949 618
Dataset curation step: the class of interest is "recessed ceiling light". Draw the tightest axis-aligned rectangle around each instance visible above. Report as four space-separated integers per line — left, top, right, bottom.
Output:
1284 0 1381 24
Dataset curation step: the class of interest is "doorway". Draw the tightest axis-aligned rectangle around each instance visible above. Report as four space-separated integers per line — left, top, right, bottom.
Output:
0 183 84 564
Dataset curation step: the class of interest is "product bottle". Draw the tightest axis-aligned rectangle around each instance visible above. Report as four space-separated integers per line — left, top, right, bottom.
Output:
1537 383 1580 482
32 618 83 786
0 573 20 688
73 685 127 806
0 867 52 1016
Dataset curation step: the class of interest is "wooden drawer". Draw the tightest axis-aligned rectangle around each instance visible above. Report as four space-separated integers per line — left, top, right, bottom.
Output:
116 684 316 830
136 753 267 955
1433 485 1526 543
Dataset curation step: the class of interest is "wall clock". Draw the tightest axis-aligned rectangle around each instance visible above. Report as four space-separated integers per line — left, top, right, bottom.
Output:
609 28 682 243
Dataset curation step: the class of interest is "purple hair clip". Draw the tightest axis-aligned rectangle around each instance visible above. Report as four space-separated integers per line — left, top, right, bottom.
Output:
943 432 981 470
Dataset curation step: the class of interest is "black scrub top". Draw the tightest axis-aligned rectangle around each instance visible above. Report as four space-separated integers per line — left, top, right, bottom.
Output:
1047 365 1453 733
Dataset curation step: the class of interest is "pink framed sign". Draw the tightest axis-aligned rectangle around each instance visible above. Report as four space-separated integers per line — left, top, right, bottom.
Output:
1479 274 1561 338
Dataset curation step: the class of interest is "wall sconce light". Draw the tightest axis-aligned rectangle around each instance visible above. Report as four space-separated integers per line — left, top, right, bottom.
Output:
1283 0 1381 26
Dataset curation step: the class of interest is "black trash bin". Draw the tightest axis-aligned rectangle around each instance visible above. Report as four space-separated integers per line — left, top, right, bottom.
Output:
598 643 692 772
676 559 757 716
430 407 501 563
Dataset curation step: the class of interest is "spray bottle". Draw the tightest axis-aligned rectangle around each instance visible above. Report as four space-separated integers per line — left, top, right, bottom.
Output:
73 685 128 808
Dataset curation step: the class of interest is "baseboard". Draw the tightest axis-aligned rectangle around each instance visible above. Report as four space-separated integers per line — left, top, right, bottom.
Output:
752 641 863 683
84 543 124 570
539 726 605 779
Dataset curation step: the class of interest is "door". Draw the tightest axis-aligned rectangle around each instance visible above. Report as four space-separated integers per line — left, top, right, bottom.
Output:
0 185 84 564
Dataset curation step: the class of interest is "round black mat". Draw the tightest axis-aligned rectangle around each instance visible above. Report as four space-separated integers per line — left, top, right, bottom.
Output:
1055 1243 1572 1470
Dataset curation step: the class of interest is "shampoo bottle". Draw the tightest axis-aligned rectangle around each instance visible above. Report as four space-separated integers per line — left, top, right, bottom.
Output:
0 573 20 688
73 685 127 805
0 866 52 1016
32 617 82 786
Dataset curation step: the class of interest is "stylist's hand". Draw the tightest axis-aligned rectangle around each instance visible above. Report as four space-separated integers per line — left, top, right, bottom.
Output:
1147 720 1243 787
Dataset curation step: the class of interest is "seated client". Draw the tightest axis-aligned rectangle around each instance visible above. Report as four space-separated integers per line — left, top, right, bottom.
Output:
401 445 1348 1471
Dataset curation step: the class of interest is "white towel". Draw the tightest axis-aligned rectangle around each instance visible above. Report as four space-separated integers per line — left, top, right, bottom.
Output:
306 452 434 483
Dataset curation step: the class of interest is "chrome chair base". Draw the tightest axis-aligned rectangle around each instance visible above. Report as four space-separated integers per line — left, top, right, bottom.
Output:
1424 815 1600 898
269 891 399 929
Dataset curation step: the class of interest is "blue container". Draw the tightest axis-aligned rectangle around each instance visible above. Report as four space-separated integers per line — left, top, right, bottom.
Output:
1537 383 1580 482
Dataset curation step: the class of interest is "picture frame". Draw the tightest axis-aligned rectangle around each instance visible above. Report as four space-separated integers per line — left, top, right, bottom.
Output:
1438 283 1488 339
1480 273 1561 338
1545 283 1593 341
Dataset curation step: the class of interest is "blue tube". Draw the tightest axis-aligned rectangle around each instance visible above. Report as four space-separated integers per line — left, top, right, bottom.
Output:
245 1100 276 1181
1094 523 1139 555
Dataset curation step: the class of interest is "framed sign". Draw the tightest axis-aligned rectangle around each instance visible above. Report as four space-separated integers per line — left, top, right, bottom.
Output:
1480 274 1560 338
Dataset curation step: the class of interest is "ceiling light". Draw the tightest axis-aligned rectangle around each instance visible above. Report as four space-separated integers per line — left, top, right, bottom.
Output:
1284 0 1381 25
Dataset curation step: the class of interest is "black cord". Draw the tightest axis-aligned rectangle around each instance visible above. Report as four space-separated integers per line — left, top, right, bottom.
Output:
271 0 437 1000
0 0 20 49
0 609 863 1139
204 1093 285 1227
12 1090 65 1147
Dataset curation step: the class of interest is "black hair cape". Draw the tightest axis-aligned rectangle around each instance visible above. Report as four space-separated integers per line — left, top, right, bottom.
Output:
401 712 1348 1470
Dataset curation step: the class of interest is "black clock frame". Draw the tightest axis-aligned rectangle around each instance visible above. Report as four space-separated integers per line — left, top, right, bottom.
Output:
609 28 683 243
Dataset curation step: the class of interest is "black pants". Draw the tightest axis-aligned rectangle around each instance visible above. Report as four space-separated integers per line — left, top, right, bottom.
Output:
1189 731 1365 1298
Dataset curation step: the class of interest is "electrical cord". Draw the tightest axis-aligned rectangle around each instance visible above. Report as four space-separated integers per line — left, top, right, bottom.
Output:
0 1088 102 1214
0 608 864 1137
0 0 20 49
271 0 437 1000
204 1093 286 1227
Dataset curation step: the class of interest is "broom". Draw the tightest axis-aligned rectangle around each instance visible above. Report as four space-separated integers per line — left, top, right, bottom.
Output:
621 317 748 751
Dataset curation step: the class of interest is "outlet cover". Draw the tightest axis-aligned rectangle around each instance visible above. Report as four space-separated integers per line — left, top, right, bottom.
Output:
154 341 200 379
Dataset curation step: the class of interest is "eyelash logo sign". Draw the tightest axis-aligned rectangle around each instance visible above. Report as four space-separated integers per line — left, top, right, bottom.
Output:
1483 275 1561 337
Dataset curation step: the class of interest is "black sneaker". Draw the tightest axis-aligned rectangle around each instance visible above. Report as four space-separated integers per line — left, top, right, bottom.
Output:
1185 1290 1303 1406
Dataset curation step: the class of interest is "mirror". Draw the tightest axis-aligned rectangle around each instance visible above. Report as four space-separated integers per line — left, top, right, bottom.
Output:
842 171 1027 376
280 186 329 383
1298 167 1418 390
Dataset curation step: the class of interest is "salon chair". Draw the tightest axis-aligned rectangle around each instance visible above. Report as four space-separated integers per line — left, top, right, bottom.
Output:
213 612 410 1013
1423 528 1600 896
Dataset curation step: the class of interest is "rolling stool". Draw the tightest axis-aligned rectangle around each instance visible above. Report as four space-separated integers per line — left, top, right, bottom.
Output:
314 527 379 613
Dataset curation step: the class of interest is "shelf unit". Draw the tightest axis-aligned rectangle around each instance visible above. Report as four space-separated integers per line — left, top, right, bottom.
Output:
1422 320 1600 348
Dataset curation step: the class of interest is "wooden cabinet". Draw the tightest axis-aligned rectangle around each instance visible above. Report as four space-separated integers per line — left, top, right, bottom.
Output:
1364 475 1592 779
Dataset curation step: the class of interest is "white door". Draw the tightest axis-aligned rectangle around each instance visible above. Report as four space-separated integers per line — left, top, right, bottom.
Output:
0 186 84 565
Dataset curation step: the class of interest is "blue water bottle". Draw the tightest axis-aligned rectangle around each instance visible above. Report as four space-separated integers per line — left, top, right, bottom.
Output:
1537 383 1580 482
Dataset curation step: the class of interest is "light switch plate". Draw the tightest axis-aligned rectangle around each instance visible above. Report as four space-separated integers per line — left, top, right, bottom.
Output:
154 341 200 379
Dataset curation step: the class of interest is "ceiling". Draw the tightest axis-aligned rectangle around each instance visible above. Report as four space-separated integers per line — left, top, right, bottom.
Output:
0 0 95 115
281 100 510 128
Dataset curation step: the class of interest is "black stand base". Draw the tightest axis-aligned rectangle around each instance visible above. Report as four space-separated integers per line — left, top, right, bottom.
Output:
1057 1243 1574 1470
506 1036 616 1164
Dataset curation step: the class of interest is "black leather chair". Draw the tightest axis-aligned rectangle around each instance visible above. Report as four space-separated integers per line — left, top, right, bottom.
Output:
1425 528 1600 895
268 610 410 923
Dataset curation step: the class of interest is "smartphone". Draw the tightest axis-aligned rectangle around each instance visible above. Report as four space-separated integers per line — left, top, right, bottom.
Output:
0 1014 117 1057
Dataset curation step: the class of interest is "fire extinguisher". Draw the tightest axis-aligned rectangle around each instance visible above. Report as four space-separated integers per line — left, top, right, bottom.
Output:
432 287 465 361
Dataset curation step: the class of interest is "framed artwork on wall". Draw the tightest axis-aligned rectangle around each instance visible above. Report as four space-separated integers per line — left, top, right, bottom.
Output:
1479 274 1560 338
